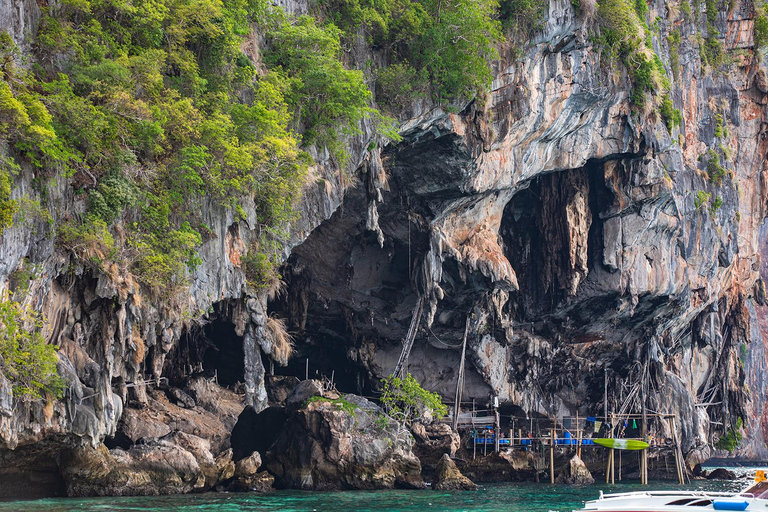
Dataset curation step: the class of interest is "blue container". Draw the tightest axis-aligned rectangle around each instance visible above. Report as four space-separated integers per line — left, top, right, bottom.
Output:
713 500 749 511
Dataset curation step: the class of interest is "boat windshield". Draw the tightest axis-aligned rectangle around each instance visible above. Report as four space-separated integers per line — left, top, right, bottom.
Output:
742 480 768 499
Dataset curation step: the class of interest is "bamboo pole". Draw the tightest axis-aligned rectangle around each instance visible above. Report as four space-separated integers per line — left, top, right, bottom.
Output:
452 316 470 431
576 412 581 458
550 429 555 484
671 416 685 485
610 413 616 484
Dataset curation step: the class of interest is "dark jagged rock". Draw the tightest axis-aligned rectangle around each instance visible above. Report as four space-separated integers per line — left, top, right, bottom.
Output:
285 379 324 409
433 454 477 490
227 451 274 492
461 451 537 483
411 422 461 480
707 468 737 480
266 375 301 405
266 394 424 490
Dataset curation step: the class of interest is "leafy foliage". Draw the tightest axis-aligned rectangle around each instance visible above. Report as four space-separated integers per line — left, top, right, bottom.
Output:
0 156 18 235
0 0 389 296
320 0 502 103
715 417 743 452
264 15 374 163
379 373 447 426
756 2 768 48
703 149 727 184
0 298 64 400
659 95 682 131
694 190 711 209
306 395 358 416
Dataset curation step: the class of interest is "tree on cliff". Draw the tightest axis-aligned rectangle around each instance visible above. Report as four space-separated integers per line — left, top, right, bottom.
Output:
0 298 63 400
380 373 447 427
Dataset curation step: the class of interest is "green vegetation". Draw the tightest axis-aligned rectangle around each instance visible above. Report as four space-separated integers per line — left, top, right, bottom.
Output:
755 2 768 48
659 95 682 131
0 0 396 296
0 156 18 236
306 395 358 416
320 0 502 104
703 149 727 184
594 0 670 112
668 29 681 80
694 190 711 209
380 373 447 426
702 0 723 68
715 417 743 452
710 195 723 213
500 0 547 44
714 113 727 139
264 15 378 163
0 298 64 400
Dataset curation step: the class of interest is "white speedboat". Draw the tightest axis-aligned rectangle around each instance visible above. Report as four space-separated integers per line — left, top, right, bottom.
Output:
576 471 768 512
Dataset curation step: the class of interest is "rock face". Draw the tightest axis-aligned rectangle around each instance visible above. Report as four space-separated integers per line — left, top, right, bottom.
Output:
556 455 594 485
61 440 208 496
266 394 425 490
461 450 537 483
433 454 477 491
707 468 737 480
271 0 768 464
228 451 275 492
412 422 461 467
1 0 768 498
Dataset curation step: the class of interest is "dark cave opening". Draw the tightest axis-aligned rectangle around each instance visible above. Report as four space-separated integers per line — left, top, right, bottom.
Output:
201 319 245 387
501 161 616 322
267 325 374 396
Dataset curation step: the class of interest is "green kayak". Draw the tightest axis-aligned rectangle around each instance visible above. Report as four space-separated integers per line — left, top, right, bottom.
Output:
593 438 649 450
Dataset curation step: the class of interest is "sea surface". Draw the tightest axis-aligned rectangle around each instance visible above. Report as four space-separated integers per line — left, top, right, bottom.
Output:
0 477 751 512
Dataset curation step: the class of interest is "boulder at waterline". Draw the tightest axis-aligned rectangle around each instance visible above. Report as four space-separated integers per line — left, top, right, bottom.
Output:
555 455 594 485
227 451 274 492
266 393 424 490
433 454 477 490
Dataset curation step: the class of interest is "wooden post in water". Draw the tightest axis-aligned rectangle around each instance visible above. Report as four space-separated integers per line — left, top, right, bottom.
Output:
641 369 648 485
610 413 616 484
550 428 555 484
671 415 685 485
494 403 501 454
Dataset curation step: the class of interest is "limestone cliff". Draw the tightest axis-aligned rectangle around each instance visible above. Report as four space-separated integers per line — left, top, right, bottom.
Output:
1 0 767 498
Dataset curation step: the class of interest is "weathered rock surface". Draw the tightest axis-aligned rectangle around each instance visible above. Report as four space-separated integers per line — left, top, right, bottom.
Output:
227 451 274 492
556 455 594 485
412 422 461 467
1 0 768 498
707 468 737 480
61 442 208 496
433 454 477 490
266 394 425 490
461 450 537 483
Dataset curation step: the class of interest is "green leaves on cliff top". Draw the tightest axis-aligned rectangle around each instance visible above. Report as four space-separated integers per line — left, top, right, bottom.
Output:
0 298 64 401
0 0 383 296
319 0 502 103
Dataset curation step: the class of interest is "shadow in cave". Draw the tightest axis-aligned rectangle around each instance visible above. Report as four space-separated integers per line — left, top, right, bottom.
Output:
201 319 245 387
501 160 616 323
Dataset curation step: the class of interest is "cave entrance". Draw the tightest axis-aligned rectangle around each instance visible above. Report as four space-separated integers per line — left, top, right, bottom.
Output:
501 161 614 321
202 319 245 387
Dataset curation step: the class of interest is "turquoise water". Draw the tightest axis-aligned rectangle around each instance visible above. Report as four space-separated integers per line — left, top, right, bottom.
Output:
0 480 746 512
